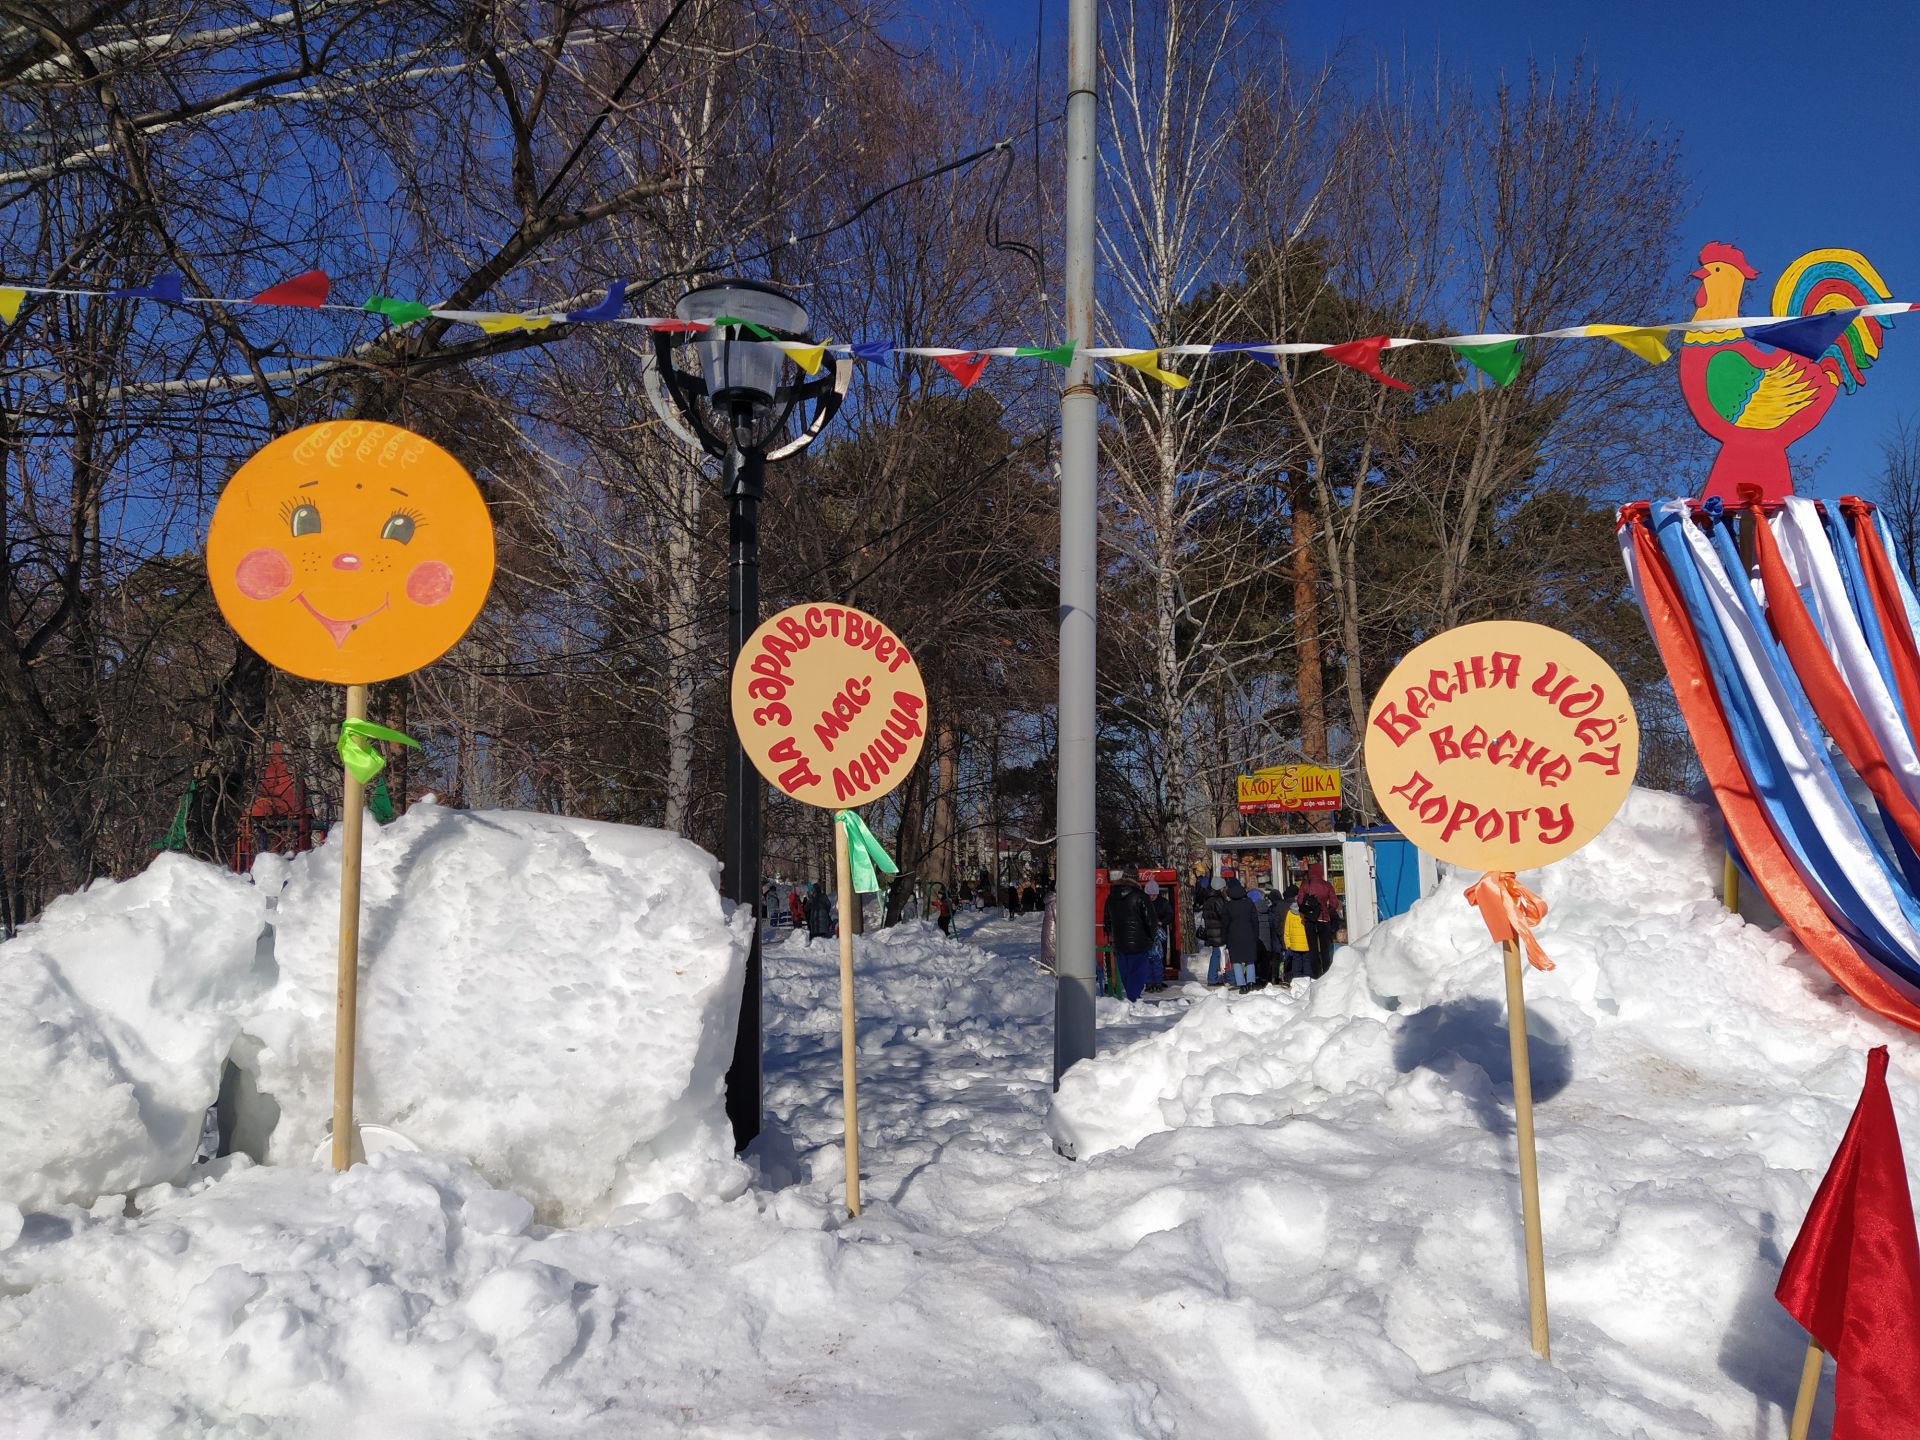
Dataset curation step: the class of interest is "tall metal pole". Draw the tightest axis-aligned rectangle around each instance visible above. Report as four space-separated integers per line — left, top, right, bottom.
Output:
723 442 766 1148
1053 0 1099 1092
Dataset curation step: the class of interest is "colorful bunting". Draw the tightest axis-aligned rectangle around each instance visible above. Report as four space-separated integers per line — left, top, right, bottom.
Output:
1585 323 1672 365
1112 350 1190 389
1016 341 1077 367
1453 339 1524 386
935 352 989 388
0 287 23 324
474 313 554 334
1323 335 1410 391
850 341 893 365
647 319 711 333
250 270 331 308
364 295 433 325
713 314 777 340
1206 341 1278 366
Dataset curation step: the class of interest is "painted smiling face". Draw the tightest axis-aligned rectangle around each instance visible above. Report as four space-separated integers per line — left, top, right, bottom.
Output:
207 421 495 684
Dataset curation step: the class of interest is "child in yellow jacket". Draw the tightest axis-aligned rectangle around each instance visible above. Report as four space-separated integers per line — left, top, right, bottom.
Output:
1279 887 1312 988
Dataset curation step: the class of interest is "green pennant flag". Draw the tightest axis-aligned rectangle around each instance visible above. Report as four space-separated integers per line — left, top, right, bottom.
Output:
364 295 433 325
1454 340 1524 386
368 775 396 824
152 782 195 851
834 809 899 895
338 717 421 785
1016 340 1077 367
712 314 777 340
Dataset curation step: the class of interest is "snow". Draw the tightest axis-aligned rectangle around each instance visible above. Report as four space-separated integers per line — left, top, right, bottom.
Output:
1 787 1917 1437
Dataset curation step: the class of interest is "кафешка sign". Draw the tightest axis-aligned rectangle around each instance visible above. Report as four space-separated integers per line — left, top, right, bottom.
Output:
730 602 928 809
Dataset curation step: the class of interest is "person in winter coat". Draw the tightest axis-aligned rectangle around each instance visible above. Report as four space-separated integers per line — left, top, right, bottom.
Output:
1200 877 1232 985
932 885 953 935
1299 861 1342 978
1146 878 1174 991
788 888 806 929
1278 885 1312 987
1249 887 1274 987
1222 876 1260 992
1102 868 1160 1002
805 882 835 940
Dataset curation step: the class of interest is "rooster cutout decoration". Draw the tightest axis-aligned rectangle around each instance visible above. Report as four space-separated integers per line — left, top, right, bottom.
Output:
1682 243 1894 504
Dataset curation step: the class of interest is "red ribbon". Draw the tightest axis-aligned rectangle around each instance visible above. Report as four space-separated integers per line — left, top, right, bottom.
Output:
1465 871 1554 971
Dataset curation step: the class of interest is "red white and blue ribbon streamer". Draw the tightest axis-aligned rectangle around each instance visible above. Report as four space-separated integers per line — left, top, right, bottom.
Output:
1619 497 1920 1032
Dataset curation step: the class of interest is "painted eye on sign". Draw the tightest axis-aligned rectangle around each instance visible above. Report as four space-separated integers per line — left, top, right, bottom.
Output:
729 602 928 809
1363 620 1639 872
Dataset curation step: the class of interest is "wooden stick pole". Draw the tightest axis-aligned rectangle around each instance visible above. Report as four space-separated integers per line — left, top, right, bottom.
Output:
1503 936 1551 1359
1788 1339 1823 1440
331 683 370 1172
834 820 861 1217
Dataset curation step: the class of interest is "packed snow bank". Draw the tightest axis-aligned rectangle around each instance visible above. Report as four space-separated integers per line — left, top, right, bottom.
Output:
0 857 267 1209
246 802 751 1221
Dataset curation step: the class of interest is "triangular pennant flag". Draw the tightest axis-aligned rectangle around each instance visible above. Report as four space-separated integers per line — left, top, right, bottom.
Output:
775 340 827 375
475 313 555 334
250 270 330 307
935 352 989 388
0 287 23 325
1322 336 1411 391
565 279 627 324
1454 339 1524 386
1749 309 1857 362
849 341 893 365
1775 1046 1920 1436
649 319 710 333
113 274 183 303
713 313 777 340
1113 350 1191 389
363 295 433 325
1015 340 1077 367
1207 341 1278 366
1585 323 1671 365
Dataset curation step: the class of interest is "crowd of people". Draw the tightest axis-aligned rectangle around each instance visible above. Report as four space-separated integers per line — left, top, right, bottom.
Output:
1190 862 1341 994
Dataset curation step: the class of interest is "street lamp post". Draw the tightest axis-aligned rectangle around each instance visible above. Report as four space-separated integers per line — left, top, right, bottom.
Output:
646 280 849 1150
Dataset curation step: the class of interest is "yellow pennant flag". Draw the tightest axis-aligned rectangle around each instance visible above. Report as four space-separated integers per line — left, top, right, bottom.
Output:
775 340 827 375
0 287 24 324
475 313 555 334
1113 350 1191 389
1585 324 1671 366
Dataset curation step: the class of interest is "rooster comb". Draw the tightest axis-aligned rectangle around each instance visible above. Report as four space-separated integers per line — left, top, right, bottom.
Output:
1698 241 1759 279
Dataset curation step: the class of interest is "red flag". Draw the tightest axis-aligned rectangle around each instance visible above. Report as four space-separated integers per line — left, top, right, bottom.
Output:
1775 1046 1920 1438
249 270 330 307
934 352 988 388
1322 335 1410 392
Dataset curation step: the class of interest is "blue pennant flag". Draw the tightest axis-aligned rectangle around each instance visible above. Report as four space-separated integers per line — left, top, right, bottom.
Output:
114 274 183 303
1747 310 1857 361
1208 341 1278 366
849 341 894 366
565 279 627 324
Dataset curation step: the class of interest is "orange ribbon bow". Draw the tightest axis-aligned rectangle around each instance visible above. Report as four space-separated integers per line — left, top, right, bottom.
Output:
1464 871 1554 971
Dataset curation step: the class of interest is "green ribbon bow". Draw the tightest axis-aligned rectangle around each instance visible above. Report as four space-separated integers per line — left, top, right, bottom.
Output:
338 718 421 785
835 810 899 895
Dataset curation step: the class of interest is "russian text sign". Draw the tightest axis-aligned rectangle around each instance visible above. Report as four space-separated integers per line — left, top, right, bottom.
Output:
1363 620 1638 871
1237 764 1342 814
730 602 928 810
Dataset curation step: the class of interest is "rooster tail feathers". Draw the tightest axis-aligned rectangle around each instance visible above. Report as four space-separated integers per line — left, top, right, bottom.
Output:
1772 247 1895 393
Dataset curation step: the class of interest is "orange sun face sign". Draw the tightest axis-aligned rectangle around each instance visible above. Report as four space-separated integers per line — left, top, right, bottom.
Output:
207 421 495 684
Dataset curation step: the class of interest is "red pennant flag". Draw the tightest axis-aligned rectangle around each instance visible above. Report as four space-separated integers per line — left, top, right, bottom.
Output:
1775 1046 1920 1438
935 352 989 389
1322 335 1410 392
249 270 331 307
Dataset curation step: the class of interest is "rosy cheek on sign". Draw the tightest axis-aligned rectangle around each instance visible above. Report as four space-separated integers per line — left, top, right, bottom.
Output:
235 548 293 600
405 560 454 606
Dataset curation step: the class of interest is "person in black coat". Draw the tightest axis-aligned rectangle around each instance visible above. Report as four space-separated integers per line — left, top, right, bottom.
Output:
1223 877 1260 992
1146 879 1175 989
1200 878 1231 986
804 882 835 939
1101 868 1160 1002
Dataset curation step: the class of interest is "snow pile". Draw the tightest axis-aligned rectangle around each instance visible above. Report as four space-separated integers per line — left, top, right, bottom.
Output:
0 857 268 1209
245 802 751 1221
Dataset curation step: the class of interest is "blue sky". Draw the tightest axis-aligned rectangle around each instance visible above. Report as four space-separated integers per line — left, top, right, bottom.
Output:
973 0 1920 494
